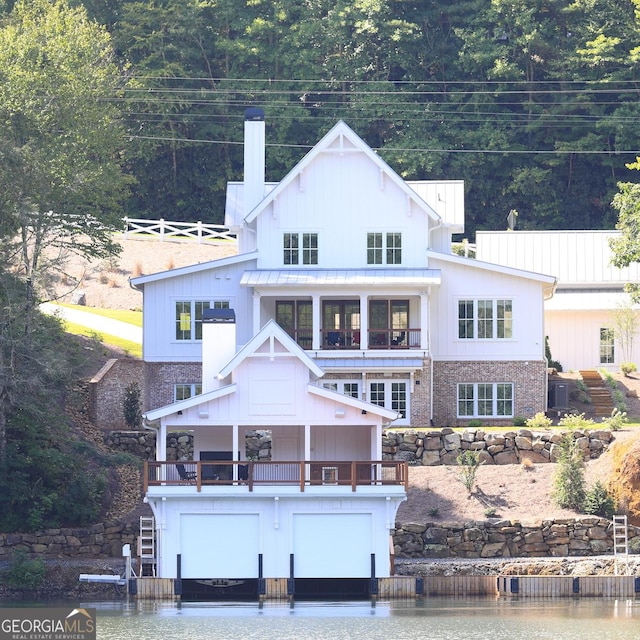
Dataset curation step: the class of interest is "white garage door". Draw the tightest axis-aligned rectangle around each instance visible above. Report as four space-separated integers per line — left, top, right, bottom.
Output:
180 514 260 578
293 514 372 578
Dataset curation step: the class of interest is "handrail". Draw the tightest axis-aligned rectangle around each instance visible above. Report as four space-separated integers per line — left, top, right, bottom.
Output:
144 460 408 493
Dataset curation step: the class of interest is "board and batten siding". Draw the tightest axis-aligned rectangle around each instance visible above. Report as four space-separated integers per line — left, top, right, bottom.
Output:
255 149 434 271
475 230 639 285
141 259 256 362
156 495 401 579
428 258 547 361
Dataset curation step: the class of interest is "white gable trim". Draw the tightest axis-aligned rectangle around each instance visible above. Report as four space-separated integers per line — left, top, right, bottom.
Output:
143 384 237 422
426 250 557 286
130 251 257 288
244 121 440 224
217 319 325 379
308 384 399 421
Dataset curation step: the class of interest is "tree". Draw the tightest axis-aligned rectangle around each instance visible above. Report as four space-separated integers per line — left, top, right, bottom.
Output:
609 300 640 365
611 180 640 302
0 0 129 307
552 435 586 511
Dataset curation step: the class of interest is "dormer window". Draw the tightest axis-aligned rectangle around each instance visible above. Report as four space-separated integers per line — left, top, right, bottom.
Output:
283 233 318 265
367 232 402 265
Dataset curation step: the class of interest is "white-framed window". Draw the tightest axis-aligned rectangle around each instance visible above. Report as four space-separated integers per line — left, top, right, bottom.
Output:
322 380 360 398
369 379 409 422
175 300 230 341
457 382 514 418
175 383 202 401
283 232 318 265
367 232 402 265
600 327 615 364
458 299 513 340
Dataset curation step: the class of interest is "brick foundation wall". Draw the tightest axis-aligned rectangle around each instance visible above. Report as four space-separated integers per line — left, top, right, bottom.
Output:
144 362 202 410
432 360 547 427
89 359 145 429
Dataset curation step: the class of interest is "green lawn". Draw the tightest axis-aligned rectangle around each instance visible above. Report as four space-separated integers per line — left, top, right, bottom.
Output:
62 320 142 359
57 303 142 327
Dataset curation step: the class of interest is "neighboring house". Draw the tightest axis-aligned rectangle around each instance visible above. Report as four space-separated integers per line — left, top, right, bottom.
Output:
476 231 640 372
129 111 555 591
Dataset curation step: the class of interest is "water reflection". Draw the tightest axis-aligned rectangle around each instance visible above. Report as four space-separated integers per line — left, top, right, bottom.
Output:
87 598 640 640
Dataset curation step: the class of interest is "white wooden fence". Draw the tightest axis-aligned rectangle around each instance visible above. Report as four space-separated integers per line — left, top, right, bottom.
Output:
123 217 237 244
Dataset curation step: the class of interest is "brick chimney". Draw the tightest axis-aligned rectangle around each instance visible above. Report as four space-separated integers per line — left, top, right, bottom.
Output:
201 308 236 392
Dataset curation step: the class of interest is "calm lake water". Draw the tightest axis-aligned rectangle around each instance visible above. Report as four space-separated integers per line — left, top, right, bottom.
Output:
76 598 640 639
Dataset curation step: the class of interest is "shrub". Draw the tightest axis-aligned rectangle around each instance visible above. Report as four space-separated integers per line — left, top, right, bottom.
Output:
456 449 482 494
123 382 143 428
552 434 586 511
484 507 497 517
526 412 552 430
583 480 616 518
558 412 594 430
2 551 45 591
621 362 638 377
601 408 628 431
467 419 483 428
428 507 440 518
512 416 527 427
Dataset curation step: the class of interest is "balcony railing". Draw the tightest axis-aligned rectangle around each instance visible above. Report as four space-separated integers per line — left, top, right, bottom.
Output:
144 460 408 493
321 329 420 350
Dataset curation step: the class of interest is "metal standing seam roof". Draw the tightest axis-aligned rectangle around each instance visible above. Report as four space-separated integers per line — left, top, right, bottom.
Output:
240 269 441 287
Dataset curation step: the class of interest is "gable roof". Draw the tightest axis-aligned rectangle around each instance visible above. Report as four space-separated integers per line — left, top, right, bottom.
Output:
143 384 237 422
217 319 324 380
129 251 256 289
244 121 441 225
426 249 557 288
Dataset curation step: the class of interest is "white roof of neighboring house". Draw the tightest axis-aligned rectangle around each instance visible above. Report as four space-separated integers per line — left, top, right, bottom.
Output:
475 230 640 287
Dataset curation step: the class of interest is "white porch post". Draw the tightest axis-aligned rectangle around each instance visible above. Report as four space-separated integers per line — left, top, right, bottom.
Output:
252 292 261 334
233 424 239 481
420 291 429 350
360 293 368 349
157 422 167 461
312 294 321 350
304 424 311 483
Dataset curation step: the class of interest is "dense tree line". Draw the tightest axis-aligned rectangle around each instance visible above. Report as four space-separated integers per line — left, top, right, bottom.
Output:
67 0 640 236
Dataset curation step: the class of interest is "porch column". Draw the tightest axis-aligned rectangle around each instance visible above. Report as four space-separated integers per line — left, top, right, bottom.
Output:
312 294 321 350
252 292 261 334
360 293 368 349
304 424 311 483
233 424 239 481
419 291 429 350
157 422 167 462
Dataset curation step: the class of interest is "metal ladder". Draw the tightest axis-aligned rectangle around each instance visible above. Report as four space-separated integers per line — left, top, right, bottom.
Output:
612 515 629 576
138 516 156 577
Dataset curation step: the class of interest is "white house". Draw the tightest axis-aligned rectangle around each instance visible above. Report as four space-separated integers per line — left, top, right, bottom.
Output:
130 111 556 594
476 230 640 372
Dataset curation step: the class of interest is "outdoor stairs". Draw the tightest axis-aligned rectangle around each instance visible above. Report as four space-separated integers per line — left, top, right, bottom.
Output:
579 370 615 418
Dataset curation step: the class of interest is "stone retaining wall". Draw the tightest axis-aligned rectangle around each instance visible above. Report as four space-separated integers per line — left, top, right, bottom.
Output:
384 428 613 465
0 522 139 559
106 428 613 466
393 517 640 559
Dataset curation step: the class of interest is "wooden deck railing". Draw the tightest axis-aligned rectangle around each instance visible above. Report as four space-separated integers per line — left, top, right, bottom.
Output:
144 460 408 493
